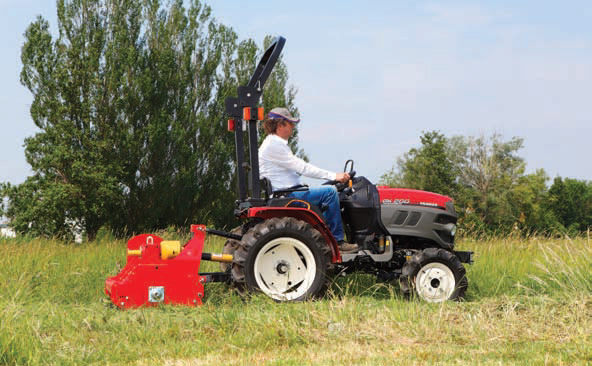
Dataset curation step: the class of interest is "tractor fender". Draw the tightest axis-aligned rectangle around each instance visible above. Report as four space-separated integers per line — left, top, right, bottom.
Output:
247 206 341 263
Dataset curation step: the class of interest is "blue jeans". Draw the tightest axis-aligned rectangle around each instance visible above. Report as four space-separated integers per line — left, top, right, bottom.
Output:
289 186 344 242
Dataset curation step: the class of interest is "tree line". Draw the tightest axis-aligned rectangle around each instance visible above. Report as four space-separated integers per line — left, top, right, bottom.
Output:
380 131 592 237
0 0 299 241
2 0 588 241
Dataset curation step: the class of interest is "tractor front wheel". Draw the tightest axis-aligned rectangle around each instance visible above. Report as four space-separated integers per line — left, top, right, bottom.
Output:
231 217 331 302
400 248 468 302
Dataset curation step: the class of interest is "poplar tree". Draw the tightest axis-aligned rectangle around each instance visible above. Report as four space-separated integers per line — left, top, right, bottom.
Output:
4 0 298 240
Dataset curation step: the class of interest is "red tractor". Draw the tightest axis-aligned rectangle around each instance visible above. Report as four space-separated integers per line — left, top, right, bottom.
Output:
105 36 473 308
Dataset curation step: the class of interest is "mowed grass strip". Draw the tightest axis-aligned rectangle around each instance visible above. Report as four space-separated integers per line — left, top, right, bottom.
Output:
0 234 590 365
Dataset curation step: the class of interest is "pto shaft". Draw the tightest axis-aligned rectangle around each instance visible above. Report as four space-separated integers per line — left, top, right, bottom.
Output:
127 240 232 263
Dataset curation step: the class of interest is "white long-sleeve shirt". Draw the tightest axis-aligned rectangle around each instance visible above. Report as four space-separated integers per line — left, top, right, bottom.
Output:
259 134 337 190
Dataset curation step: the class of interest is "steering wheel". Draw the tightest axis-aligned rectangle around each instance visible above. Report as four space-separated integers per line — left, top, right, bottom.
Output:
322 170 356 187
323 159 356 188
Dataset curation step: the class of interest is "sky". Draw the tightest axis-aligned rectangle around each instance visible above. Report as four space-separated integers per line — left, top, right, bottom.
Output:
1 0 591 187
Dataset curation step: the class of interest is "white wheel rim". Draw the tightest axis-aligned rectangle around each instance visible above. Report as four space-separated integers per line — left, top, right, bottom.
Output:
253 237 317 301
415 262 456 302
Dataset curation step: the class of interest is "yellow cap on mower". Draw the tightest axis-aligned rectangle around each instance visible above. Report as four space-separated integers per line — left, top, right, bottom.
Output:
160 241 181 260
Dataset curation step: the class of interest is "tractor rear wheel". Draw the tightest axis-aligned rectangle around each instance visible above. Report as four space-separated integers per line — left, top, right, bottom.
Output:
231 217 332 302
400 248 468 302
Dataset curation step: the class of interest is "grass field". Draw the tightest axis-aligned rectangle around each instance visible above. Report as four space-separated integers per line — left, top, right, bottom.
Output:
1 232 591 365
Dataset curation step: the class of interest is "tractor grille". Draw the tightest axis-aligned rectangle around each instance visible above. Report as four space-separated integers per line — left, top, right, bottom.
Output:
393 211 408 225
435 214 456 225
407 212 422 226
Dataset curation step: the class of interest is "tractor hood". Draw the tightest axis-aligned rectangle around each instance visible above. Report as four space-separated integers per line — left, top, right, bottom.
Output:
376 187 454 212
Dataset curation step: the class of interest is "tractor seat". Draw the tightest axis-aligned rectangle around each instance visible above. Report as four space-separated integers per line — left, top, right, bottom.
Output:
260 177 310 199
260 178 326 220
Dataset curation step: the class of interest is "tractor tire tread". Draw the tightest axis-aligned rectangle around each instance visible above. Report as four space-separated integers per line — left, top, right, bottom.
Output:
231 217 332 301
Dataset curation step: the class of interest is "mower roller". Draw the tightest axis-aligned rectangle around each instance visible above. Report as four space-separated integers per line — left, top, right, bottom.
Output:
105 36 473 308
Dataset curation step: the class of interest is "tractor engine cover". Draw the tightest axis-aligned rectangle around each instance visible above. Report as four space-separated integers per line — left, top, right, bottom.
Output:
377 187 458 248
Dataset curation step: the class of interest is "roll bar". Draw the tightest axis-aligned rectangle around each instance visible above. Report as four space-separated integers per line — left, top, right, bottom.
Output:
225 36 286 205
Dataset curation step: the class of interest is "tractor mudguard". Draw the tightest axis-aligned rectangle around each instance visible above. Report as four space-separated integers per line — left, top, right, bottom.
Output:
105 225 207 308
247 206 341 263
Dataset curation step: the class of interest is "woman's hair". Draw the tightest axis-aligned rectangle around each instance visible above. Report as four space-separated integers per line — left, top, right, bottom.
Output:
263 115 287 135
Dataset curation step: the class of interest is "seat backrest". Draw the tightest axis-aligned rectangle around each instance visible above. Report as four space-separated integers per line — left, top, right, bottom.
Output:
260 177 273 200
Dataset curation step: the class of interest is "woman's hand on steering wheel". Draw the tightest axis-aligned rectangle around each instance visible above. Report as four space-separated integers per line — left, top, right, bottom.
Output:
336 172 351 183
322 170 356 188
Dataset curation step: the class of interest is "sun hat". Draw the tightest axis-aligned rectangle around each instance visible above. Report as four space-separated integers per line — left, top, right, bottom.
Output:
268 107 300 123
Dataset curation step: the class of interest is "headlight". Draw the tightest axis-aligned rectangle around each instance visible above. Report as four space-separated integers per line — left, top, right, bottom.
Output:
444 223 457 237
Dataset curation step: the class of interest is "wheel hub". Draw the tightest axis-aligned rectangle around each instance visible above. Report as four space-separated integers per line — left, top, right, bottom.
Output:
415 262 456 302
253 237 317 301
276 261 289 274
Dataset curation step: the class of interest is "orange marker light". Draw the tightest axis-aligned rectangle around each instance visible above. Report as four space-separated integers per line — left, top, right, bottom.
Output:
243 107 251 121
258 107 264 121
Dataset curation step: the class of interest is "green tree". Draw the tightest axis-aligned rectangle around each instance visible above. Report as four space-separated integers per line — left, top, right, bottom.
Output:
546 177 592 233
4 0 299 240
449 133 525 233
509 169 561 234
381 131 552 235
380 131 457 197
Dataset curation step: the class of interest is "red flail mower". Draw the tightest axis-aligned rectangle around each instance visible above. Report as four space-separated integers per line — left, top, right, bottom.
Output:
105 37 473 309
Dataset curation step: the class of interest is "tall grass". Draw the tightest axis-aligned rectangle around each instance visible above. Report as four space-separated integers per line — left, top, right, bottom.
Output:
459 233 592 299
1 234 590 365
